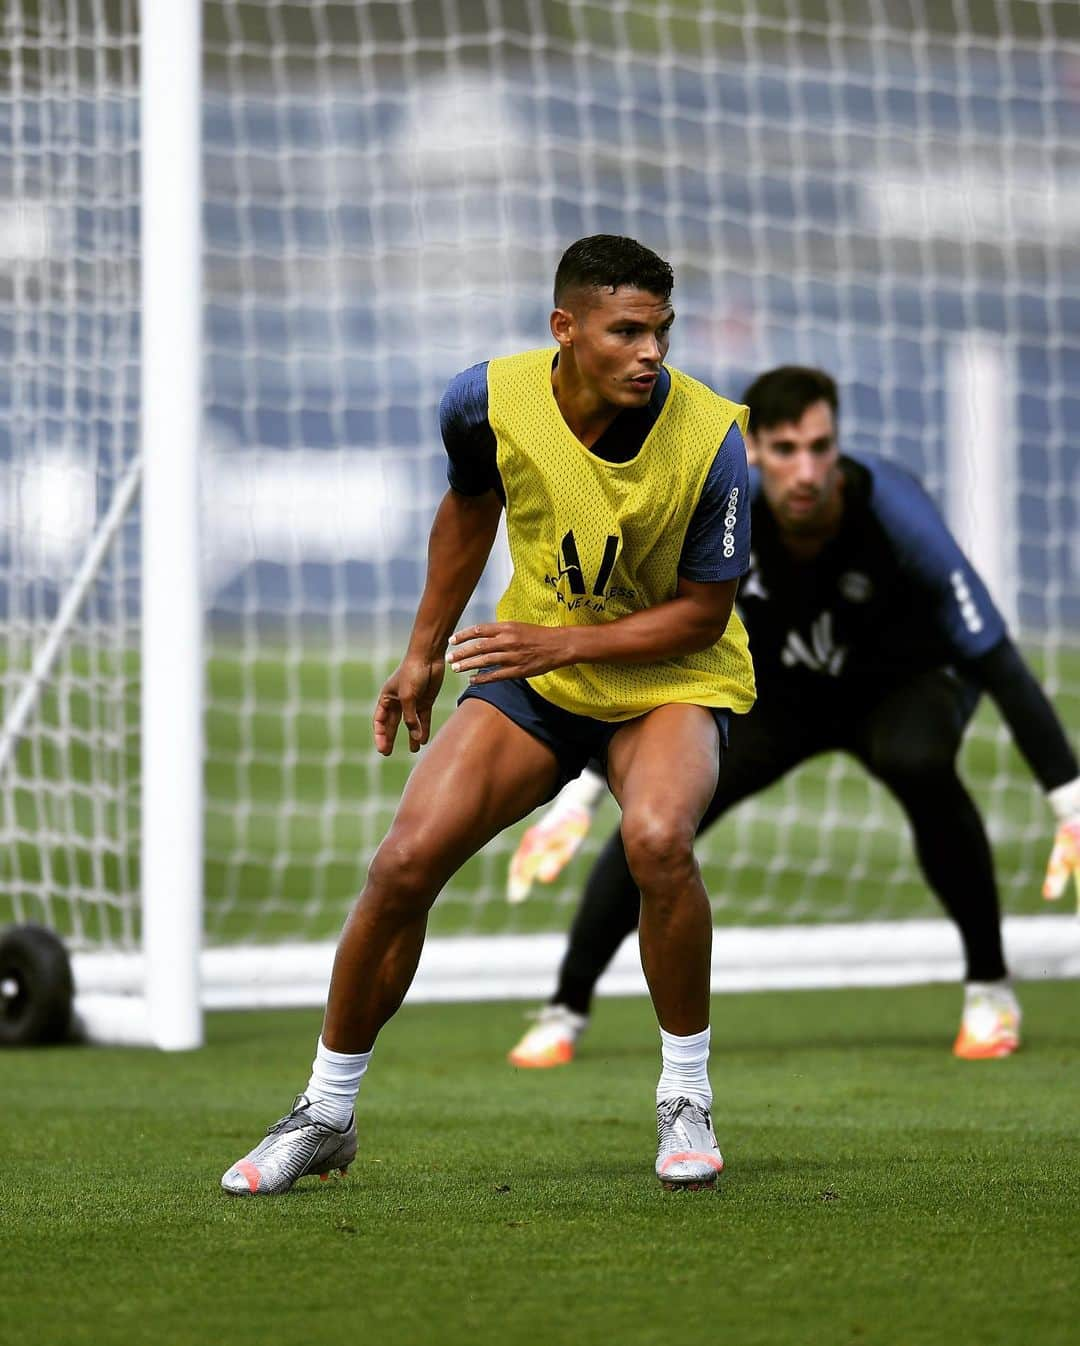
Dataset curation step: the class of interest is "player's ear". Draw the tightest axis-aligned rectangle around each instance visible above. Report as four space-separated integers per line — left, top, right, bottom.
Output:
550 307 574 348
745 431 760 465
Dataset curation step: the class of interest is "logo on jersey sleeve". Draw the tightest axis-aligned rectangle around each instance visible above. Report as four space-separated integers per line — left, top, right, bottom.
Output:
722 486 740 560
780 611 848 676
545 529 635 612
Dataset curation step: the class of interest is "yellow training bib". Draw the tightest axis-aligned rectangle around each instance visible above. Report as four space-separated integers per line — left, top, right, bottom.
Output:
489 348 756 721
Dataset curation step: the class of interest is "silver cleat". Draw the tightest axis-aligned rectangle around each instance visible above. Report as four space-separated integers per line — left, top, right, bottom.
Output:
221 1094 357 1196
655 1096 724 1191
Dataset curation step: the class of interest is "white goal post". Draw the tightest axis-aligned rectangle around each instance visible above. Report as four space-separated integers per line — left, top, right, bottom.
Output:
138 0 203 1049
0 0 204 1048
0 2 1077 1048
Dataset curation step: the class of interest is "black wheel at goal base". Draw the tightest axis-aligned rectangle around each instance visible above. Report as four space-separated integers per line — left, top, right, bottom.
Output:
0 924 75 1046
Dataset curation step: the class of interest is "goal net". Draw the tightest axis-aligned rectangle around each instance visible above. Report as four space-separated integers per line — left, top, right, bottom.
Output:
1 1 1077 1044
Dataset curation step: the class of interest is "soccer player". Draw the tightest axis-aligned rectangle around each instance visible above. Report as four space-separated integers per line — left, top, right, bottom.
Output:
222 235 756 1195
507 365 1080 1069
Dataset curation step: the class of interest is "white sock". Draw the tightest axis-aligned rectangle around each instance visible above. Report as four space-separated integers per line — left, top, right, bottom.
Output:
304 1037 371 1129
965 980 1016 1007
656 1025 712 1109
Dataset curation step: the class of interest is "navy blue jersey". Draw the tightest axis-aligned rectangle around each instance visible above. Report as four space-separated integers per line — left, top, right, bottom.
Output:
438 359 750 584
739 454 1006 697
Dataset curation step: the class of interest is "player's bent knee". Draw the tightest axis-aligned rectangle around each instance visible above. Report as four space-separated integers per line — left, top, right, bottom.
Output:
621 812 697 889
364 834 445 914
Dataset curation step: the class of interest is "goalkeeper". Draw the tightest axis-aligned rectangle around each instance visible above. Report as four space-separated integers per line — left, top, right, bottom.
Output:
508 365 1079 1068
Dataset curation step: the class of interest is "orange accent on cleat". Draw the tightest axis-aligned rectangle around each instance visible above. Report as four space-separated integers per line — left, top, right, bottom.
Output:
235 1160 261 1194
953 1027 1019 1060
339 1166 349 1176
508 1038 576 1069
658 1150 724 1175
319 1171 330 1182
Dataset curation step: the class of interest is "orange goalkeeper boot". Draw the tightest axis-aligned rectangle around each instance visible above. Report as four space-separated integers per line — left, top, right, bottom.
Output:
953 983 1021 1060
508 1004 587 1068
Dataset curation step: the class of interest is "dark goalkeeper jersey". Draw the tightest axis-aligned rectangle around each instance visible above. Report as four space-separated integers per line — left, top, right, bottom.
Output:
739 453 1006 700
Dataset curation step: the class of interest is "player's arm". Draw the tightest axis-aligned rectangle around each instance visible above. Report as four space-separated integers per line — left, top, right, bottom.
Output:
867 463 1077 904
870 461 1080 905
570 575 740 661
449 574 737 681
966 637 1080 906
375 488 503 755
375 362 503 755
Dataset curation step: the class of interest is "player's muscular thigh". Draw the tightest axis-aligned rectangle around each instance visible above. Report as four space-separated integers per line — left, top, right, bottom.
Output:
608 705 719 881
368 700 560 902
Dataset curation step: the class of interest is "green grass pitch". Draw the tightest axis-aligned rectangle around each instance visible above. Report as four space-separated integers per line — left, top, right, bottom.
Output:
3 982 1078 1346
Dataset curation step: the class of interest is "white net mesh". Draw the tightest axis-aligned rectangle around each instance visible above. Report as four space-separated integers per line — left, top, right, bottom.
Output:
0 1 141 949
201 1 1079 946
1 2 1077 974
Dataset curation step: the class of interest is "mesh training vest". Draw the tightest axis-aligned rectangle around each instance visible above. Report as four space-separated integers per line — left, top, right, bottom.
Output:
489 347 756 721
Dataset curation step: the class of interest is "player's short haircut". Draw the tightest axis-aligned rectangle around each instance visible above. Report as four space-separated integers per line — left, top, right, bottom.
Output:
553 235 674 307
742 366 839 434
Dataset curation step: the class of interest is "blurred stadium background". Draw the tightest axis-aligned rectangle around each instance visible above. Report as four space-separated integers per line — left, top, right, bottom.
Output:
0 1 1077 1044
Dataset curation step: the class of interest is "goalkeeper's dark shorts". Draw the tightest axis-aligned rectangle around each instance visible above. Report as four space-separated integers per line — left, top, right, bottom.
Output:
458 676 729 801
698 667 979 825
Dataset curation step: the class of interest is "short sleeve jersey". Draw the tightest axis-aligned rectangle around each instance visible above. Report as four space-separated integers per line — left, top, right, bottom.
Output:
439 359 750 584
738 453 1006 699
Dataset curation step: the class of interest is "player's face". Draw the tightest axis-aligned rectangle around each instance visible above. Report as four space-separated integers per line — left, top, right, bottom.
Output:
551 287 674 408
748 400 841 533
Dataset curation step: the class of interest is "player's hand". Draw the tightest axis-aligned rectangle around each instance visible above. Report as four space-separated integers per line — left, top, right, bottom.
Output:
1043 778 1080 911
507 771 605 903
447 622 570 684
1043 817 1080 908
373 655 445 755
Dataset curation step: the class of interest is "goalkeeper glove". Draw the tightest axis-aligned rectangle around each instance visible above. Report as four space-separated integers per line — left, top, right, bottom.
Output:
507 769 605 904
1043 776 1080 911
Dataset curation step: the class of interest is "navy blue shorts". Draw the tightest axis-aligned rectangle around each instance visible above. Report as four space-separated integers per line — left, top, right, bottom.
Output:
458 677 729 801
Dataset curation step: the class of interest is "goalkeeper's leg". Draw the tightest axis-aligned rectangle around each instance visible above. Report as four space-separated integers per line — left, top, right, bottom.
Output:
852 673 1018 1058
507 829 638 1067
551 831 640 1015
